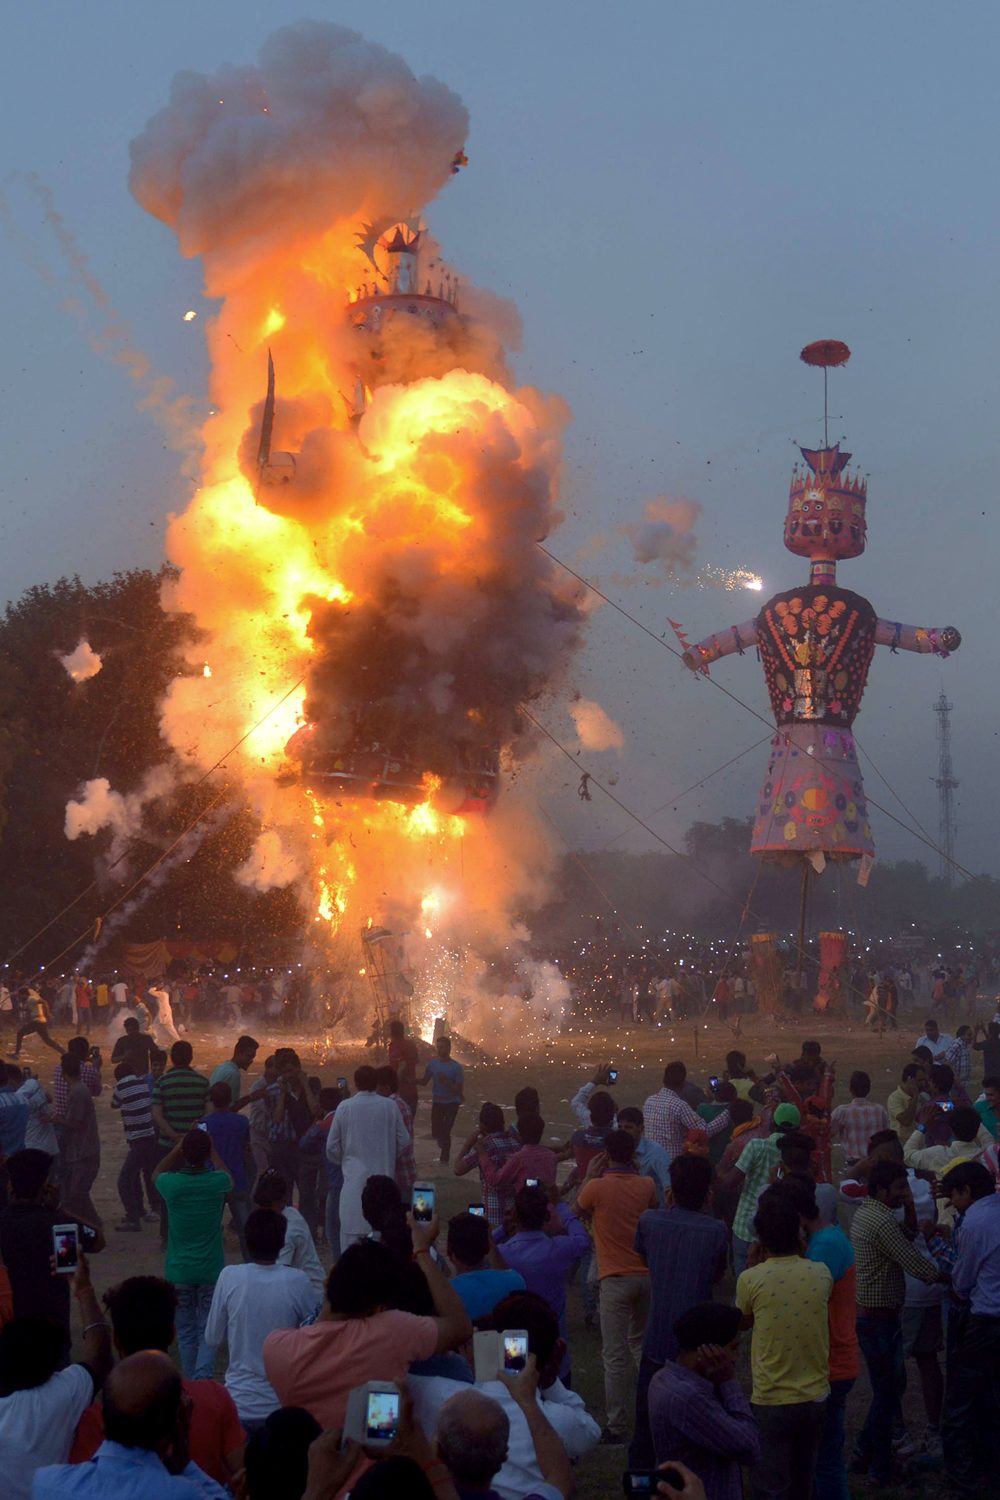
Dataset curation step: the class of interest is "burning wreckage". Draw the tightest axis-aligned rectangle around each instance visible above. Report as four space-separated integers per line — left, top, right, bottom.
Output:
260 221 501 815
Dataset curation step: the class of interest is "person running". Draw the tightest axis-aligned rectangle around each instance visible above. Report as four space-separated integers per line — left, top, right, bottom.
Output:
10 988 62 1059
419 1035 465 1165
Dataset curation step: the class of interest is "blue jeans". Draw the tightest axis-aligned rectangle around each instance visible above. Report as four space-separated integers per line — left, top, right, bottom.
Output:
175 1283 216 1379
855 1313 902 1481
226 1190 250 1260
324 1182 342 1263
732 1234 751 1276
814 1377 854 1500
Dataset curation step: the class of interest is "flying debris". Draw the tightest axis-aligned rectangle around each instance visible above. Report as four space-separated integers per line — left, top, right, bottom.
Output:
283 723 499 815
182 309 197 322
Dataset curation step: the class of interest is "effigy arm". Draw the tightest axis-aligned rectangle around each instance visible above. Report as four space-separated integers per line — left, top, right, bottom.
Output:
681 618 759 673
874 619 961 657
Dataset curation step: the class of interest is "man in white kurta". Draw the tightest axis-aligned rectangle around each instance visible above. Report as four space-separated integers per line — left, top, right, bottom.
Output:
327 1079 410 1246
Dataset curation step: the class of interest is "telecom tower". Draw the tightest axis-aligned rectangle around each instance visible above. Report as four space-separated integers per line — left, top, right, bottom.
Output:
933 692 958 885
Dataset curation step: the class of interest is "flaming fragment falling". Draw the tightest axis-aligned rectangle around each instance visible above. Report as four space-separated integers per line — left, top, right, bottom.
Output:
127 21 587 1043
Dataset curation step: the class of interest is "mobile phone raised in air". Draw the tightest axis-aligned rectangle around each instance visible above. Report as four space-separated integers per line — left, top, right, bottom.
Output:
364 1385 401 1446
196 1121 209 1132
468 1204 486 1217
502 1329 529 1373
52 1223 79 1274
942 1100 955 1112
710 1075 720 1090
623 1472 683 1495
337 1076 349 1092
607 1068 618 1084
412 1183 436 1223
525 1178 540 1188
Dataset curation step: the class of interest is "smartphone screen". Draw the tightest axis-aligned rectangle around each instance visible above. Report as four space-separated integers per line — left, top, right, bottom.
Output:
337 1077 348 1091
525 1178 540 1188
365 1389 400 1442
608 1069 618 1084
468 1204 486 1217
502 1331 528 1372
623 1475 656 1495
710 1076 720 1089
53 1224 79 1274
196 1121 209 1132
412 1185 436 1222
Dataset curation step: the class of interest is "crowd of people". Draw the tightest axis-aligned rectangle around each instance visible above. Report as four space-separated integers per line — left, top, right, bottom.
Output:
0 997 1000 1500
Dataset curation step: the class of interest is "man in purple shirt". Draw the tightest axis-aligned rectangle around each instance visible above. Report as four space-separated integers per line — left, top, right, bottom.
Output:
648 1302 760 1500
493 1185 589 1380
629 1154 729 1467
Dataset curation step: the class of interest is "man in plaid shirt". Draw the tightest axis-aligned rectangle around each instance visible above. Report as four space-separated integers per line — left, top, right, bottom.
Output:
723 1102 801 1273
454 1102 519 1227
830 1071 889 1165
52 1037 103 1114
642 1061 730 1165
376 1064 416 1202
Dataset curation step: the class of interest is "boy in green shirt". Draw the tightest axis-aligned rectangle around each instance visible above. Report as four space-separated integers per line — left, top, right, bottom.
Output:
154 1127 232 1379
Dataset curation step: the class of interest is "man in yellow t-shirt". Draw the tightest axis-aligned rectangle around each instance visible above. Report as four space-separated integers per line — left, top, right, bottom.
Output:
735 1186 832 1498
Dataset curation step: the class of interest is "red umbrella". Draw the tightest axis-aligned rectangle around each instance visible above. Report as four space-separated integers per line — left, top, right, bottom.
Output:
799 341 851 442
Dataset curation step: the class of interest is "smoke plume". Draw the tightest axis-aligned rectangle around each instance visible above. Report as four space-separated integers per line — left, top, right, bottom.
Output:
622 497 701 580
57 638 102 683
569 697 625 753
121 21 589 1040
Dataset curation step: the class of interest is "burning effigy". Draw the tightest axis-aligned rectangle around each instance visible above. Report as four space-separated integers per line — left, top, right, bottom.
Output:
114 22 589 1044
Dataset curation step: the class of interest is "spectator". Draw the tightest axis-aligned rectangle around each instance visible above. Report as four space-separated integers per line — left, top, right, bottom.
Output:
944 1025 974 1091
735 1189 832 1498
410 1291 599 1498
0 1258 111 1500
54 1054 101 1227
436 1377 572 1500
375 1065 417 1202
52 1038 102 1116
695 1081 737 1166
974 1075 1000 1139
642 1062 729 1164
485 1115 557 1199
265 1053 319 1213
205 1208 317 1431
492 1187 588 1382
0 1149 102 1333
110 1018 157 1071
419 1036 465 1166
647 1302 759 1500
902 1104 991 1172
775 1173 858 1500
454 1104 519 1229
297 1086 343 1260
253 1169 325 1300
913 1018 954 1060
110 1058 159 1233
850 1158 942 1486
629 1154 728 1468
71 1275 244 1487
263 1230 472 1429
326 1065 408 1246
722 1101 801 1274
940 1159 1000 1496
972 1020 1000 1081
576 1130 657 1444
201 1081 253 1257
0 1065 29 1161
386 1019 421 1123
209 1036 260 1110
829 1071 889 1166
248 1055 279 1182
33 1351 230 1498
11 987 61 1059
886 1063 925 1139
242 1407 321 1500
10 1064 57 1158
153 1129 232 1380
447 1211 525 1321
775 1132 837 1225
616 1106 672 1199
567 1062 616 1127
151 1041 210 1151
565 1089 616 1180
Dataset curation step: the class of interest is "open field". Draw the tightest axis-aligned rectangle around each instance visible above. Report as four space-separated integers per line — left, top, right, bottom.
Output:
11 1005 971 1498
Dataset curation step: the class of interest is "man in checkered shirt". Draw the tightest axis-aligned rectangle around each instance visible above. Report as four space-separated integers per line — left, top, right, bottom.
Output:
830 1071 889 1165
642 1061 730 1165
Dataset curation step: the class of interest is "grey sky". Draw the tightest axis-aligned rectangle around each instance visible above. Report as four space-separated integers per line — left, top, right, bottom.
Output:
2 2 997 882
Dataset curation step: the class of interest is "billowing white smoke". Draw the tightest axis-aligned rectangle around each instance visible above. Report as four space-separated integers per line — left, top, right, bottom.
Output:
622 497 701 580
569 697 624 753
236 828 304 891
129 21 468 271
65 765 179 865
57 638 102 683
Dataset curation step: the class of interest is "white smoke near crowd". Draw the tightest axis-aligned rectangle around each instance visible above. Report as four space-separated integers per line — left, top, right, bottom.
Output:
65 765 180 866
57 638 102 683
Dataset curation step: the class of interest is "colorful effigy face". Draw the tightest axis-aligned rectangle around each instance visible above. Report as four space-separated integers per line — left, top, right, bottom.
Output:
784 443 867 561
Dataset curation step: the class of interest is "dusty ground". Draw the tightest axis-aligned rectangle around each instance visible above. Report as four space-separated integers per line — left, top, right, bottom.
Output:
11 1004 967 1498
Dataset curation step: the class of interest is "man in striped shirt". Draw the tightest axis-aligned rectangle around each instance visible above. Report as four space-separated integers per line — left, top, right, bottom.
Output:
111 1057 159 1231
151 1040 210 1148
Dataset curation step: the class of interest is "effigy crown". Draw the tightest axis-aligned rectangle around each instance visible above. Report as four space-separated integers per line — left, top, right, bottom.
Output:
785 442 867 560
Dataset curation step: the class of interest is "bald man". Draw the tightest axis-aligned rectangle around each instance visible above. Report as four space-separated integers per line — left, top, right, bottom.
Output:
434 1374 572 1500
33 1351 228 1499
